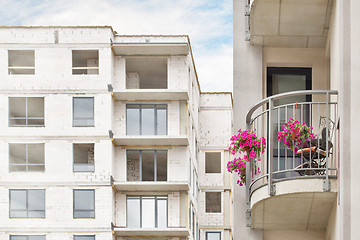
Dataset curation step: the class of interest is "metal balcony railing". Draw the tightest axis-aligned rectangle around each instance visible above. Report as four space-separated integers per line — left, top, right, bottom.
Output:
245 90 338 203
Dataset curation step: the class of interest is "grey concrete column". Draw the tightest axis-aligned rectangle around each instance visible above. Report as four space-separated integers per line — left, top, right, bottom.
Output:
233 0 263 239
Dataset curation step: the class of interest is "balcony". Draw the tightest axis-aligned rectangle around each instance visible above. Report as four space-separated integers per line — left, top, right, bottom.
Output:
247 0 333 47
245 90 338 230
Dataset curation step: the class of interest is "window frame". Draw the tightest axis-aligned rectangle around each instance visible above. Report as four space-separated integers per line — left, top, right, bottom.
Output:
9 189 45 219
72 97 95 127
206 232 221 240
73 189 95 219
126 195 168 228
126 150 167 181
73 143 95 173
9 143 45 172
9 97 45 127
8 50 35 75
126 104 168 135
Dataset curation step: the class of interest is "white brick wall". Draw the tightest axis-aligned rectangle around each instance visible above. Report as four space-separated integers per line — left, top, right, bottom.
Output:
0 186 113 229
0 28 233 240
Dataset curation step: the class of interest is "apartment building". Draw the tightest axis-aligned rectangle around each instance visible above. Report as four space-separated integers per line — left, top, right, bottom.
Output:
0 27 233 240
233 0 357 240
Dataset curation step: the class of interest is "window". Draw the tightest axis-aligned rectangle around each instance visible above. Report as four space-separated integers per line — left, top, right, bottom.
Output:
126 58 167 89
9 189 45 218
127 150 167 181
126 104 167 135
8 50 35 75
205 192 221 213
73 97 94 127
73 190 95 218
127 196 167 228
10 236 46 240
206 232 221 240
9 143 45 172
9 97 44 127
205 152 221 173
73 236 95 240
72 50 99 75
73 144 95 172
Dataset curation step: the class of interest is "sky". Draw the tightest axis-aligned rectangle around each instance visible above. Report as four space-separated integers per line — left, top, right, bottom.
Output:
0 0 233 92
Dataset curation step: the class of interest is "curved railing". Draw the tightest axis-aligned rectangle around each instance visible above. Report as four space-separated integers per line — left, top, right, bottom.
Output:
245 90 338 207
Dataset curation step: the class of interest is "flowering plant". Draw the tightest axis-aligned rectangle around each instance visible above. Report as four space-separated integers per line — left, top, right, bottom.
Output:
278 118 316 152
227 129 266 186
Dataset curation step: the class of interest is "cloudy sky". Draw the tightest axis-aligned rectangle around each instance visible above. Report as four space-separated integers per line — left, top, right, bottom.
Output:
0 0 233 92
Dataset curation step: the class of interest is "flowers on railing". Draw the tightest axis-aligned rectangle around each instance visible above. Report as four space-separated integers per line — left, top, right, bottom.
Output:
278 118 316 152
227 129 266 186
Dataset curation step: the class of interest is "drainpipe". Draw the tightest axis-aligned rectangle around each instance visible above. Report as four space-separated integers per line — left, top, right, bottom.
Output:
245 0 250 41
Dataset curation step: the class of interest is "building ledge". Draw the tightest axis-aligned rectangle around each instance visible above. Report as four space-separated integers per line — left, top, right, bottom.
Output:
112 42 189 55
113 181 189 192
113 227 190 237
250 178 337 231
113 89 189 101
112 135 188 146
249 0 333 48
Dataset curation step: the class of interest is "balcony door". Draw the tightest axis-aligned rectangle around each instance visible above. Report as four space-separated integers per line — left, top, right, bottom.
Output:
267 67 312 178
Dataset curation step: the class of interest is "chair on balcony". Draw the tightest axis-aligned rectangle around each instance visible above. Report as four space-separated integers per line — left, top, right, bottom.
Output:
295 117 335 176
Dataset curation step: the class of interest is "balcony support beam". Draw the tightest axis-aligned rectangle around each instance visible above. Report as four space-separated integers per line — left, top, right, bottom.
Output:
268 99 275 196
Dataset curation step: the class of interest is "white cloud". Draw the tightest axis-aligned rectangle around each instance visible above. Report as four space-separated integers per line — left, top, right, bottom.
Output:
0 0 233 91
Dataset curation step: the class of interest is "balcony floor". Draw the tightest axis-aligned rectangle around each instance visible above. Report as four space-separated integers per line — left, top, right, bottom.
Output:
250 178 337 231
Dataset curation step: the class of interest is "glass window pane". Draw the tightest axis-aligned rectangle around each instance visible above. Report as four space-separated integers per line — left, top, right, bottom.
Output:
127 151 140 181
206 232 221 240
206 192 221 213
9 98 26 118
74 211 94 218
74 236 95 240
10 211 27 218
141 108 155 135
73 98 94 126
126 108 140 135
127 197 140 227
28 118 44 126
142 151 154 181
28 144 44 164
205 152 221 173
74 190 94 210
28 98 44 118
28 165 45 172
157 199 167 228
156 151 167 181
10 190 27 210
28 236 46 240
9 119 26 126
28 210 45 218
28 190 45 211
157 108 167 135
10 144 26 164
142 197 155 228
10 236 27 240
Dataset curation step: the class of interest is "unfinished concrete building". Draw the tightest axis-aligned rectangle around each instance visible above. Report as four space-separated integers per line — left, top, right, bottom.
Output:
0 26 233 240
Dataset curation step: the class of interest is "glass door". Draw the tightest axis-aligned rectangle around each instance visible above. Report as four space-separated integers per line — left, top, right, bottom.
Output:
267 67 312 178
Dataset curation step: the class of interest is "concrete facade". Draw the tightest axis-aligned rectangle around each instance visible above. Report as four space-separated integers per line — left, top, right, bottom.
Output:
0 27 233 240
233 0 358 239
